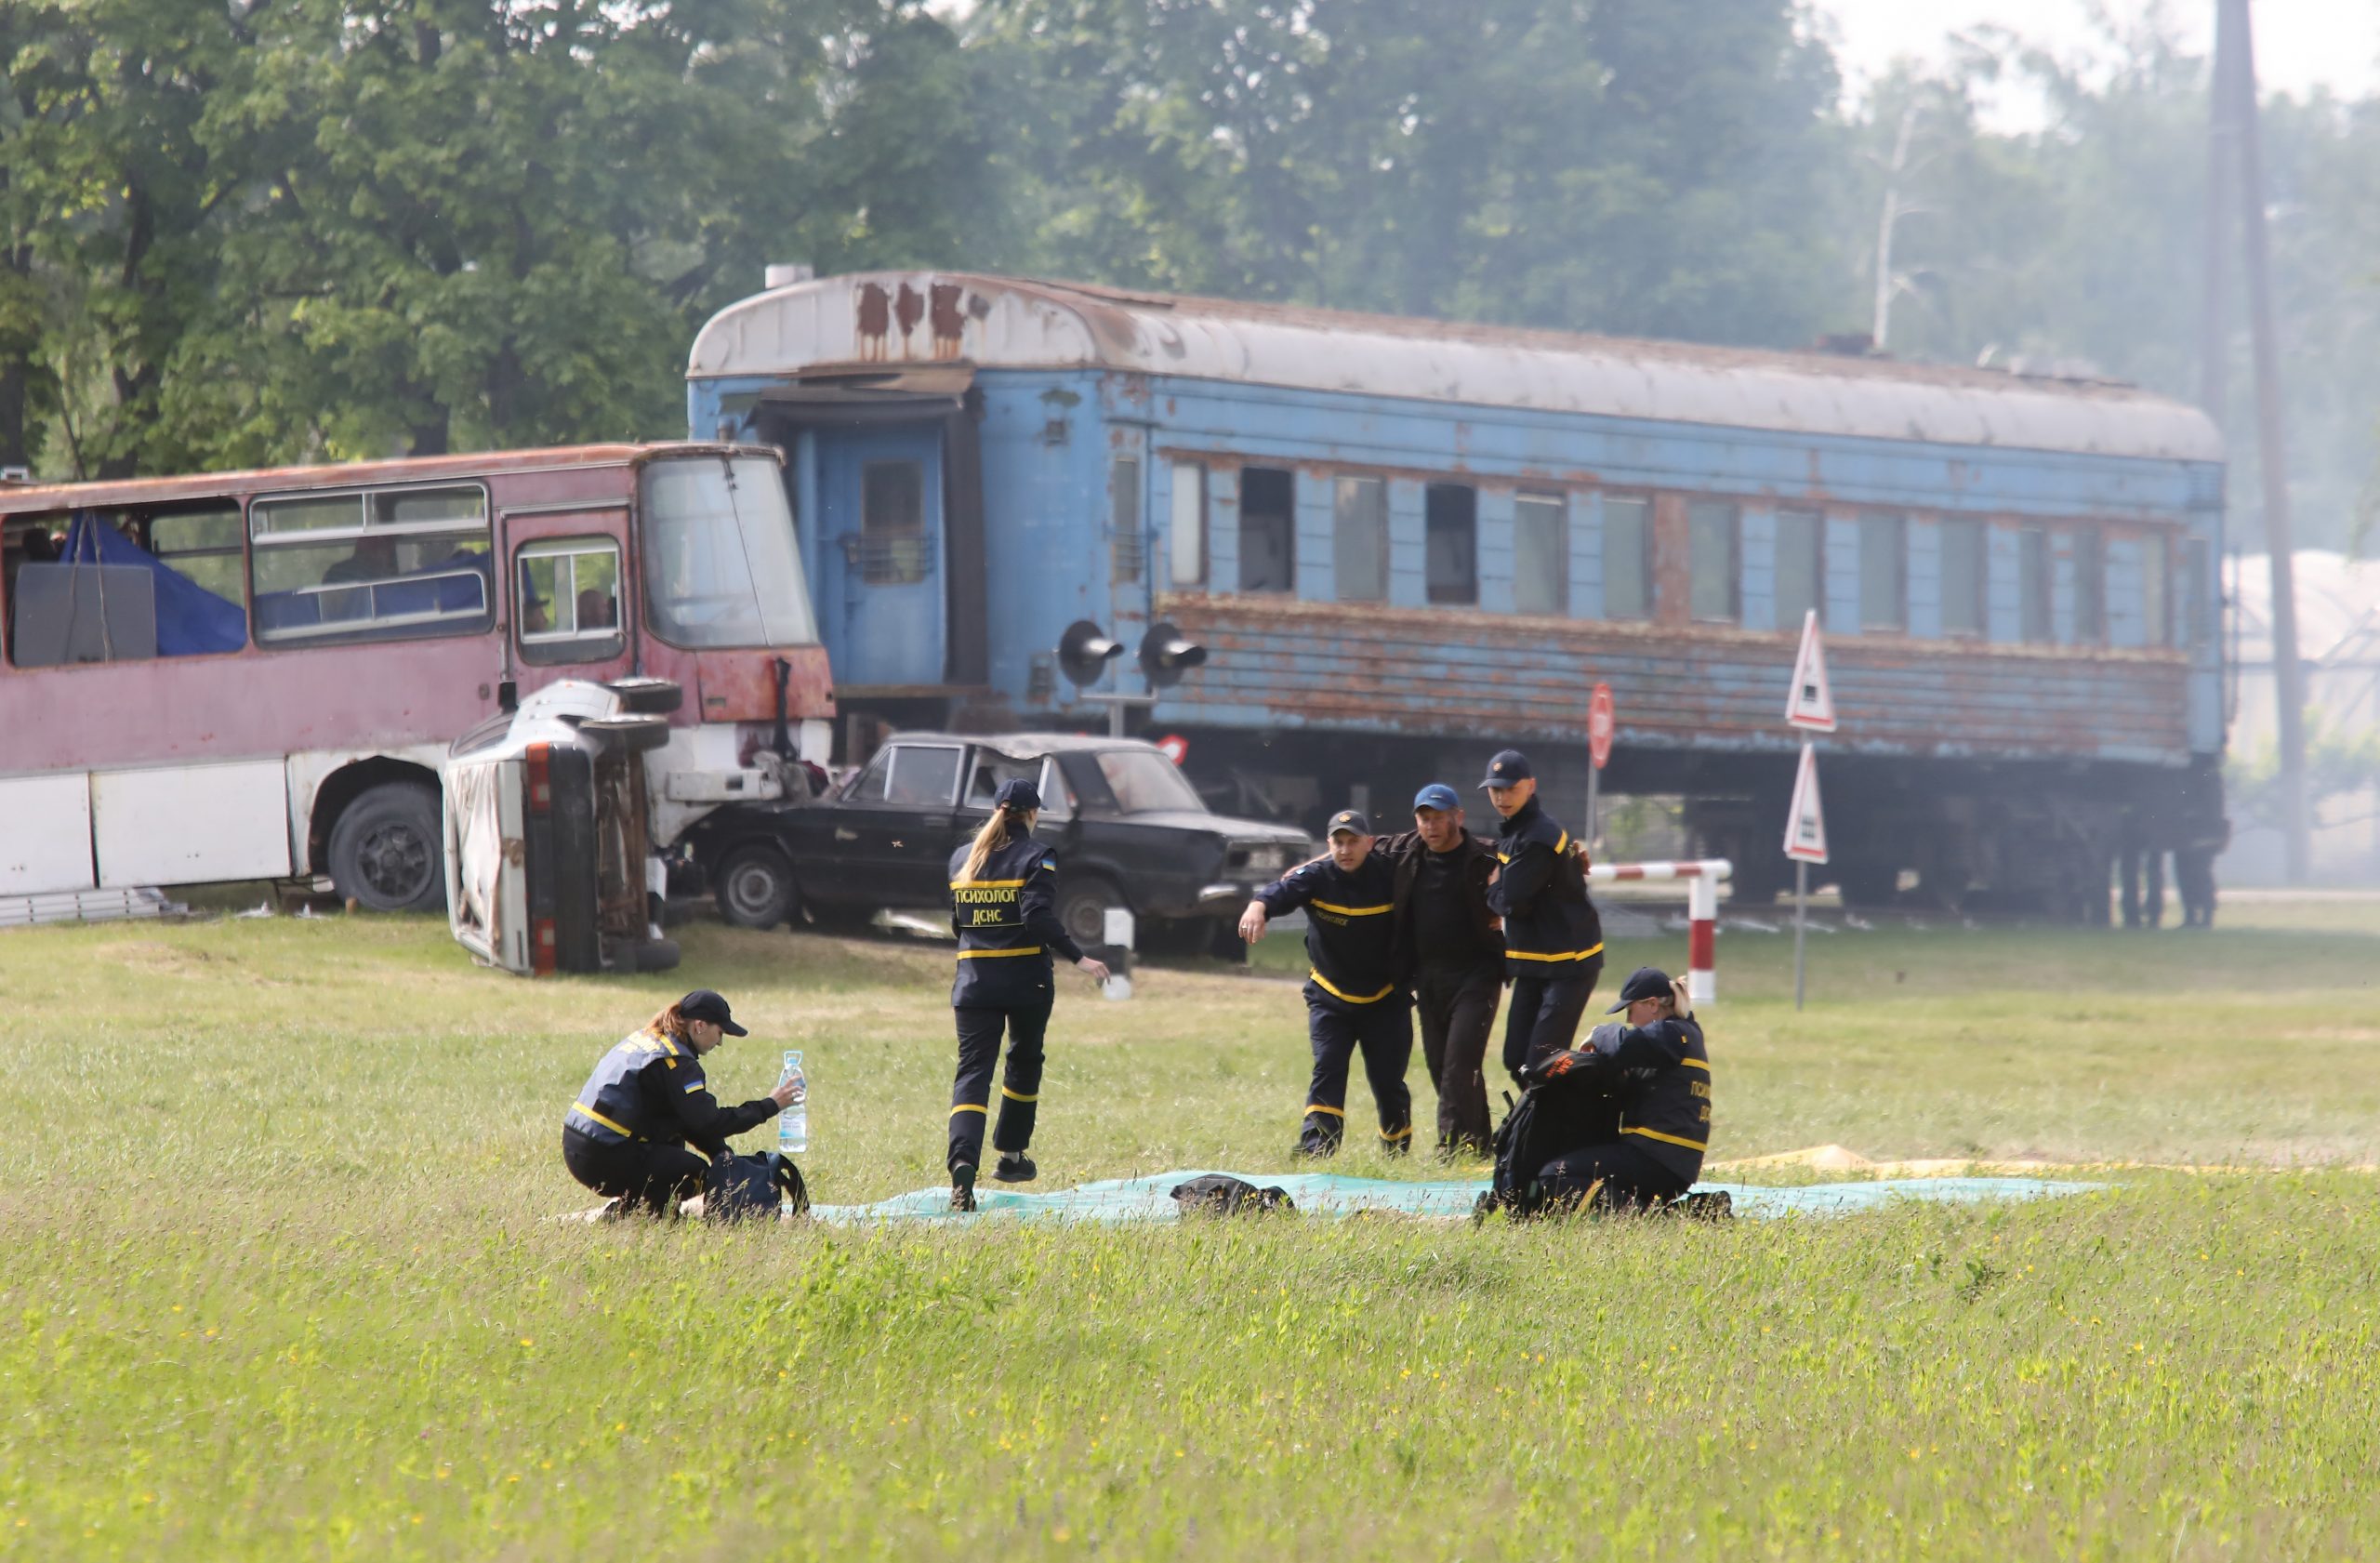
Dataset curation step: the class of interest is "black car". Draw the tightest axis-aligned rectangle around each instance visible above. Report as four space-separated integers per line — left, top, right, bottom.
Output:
682 733 1313 953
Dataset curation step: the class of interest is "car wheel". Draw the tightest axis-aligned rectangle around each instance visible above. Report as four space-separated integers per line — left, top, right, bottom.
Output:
328 781 446 913
713 844 797 930
1057 874 1124 951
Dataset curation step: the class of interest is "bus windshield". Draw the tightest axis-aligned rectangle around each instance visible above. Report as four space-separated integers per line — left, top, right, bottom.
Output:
641 455 817 648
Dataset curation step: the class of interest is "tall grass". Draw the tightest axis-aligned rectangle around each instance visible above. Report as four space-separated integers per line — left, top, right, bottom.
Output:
2 904 2377 1558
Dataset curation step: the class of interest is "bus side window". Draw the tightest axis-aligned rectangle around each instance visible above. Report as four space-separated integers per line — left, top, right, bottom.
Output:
516 537 625 665
5 507 247 667
250 483 494 646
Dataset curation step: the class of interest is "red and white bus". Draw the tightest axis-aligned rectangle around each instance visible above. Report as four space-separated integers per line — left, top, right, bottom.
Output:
0 443 832 920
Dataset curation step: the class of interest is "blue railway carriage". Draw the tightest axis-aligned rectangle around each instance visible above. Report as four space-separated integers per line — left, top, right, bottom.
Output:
687 272 2225 918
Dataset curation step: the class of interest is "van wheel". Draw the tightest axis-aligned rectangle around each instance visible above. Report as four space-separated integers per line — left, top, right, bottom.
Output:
1057 874 1124 952
328 782 445 913
714 844 797 929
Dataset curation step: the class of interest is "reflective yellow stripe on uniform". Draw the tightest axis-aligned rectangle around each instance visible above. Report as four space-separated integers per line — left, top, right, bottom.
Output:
957 946 1045 960
1507 943 1606 962
949 1103 989 1117
1308 900 1391 918
1555 831 1569 853
568 1102 639 1139
1302 1103 1346 1118
1308 968 1395 1004
1000 1087 1038 1103
1379 1126 1413 1142
1623 1125 1709 1151
950 879 1025 889
1678 1057 1711 1071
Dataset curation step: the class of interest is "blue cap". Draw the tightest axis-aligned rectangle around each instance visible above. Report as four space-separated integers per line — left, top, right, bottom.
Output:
1326 808 1373 838
1477 749 1533 788
1606 966 1675 1013
1412 783 1461 813
992 777 1041 812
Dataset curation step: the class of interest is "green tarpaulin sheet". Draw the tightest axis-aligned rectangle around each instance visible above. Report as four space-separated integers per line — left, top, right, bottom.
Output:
811 1172 2105 1225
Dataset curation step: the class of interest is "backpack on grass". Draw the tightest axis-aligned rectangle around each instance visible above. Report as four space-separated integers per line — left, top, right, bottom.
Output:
705 1150 809 1222
1170 1174 1296 1216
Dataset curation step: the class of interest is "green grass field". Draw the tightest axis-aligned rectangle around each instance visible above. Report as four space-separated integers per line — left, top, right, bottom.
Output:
4 898 2379 1559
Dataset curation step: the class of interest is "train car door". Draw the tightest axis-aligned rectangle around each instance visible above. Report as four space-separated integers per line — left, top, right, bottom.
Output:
815 427 944 689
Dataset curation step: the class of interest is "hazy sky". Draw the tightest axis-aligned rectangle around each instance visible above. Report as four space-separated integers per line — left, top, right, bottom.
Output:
1817 0 2380 126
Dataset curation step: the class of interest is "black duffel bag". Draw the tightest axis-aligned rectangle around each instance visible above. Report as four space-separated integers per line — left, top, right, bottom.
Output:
705 1150 809 1222
1170 1174 1296 1216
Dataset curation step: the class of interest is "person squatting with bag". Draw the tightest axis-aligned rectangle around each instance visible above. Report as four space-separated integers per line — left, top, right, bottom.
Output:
1481 748 1606 1084
1493 964 1712 1215
945 777 1111 1212
1240 808 1416 1158
562 989 802 1219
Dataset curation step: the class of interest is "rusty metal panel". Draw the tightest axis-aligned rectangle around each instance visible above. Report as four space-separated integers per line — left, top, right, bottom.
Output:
1150 597 2190 765
690 272 2223 463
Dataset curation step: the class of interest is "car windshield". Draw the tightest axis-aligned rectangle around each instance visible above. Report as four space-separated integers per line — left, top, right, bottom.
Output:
641 455 818 648
1095 748 1205 815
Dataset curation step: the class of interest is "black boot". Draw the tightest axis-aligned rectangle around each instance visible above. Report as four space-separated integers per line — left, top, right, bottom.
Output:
993 1152 1037 1184
950 1164 977 1212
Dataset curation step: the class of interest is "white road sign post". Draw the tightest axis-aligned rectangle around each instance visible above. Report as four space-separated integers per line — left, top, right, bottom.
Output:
1783 740 1830 1011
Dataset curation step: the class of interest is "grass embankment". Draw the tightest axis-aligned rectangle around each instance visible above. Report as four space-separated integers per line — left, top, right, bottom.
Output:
3 902 2378 1558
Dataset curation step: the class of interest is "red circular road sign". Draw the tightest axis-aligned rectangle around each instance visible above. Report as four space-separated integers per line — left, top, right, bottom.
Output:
1587 682 1616 770
1155 734 1190 766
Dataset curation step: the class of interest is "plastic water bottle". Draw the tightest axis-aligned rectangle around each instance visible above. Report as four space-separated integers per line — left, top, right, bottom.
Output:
777 1050 808 1155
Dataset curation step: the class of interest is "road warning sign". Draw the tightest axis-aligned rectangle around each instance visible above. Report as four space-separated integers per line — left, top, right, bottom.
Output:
1783 742 1829 864
1784 609 1837 734
1587 682 1616 770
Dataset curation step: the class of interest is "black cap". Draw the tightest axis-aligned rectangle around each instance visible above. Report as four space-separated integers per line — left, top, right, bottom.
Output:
992 777 1041 812
1606 966 1675 1013
1326 808 1373 838
1478 749 1533 788
680 989 747 1036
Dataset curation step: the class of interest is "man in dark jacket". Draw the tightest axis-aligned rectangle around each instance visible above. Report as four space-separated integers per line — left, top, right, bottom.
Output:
1522 965 1711 1211
1241 809 1414 1157
1371 782 1503 1159
1480 748 1605 1084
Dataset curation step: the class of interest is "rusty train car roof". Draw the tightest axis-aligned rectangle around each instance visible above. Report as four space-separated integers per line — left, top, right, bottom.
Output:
0 442 769 517
690 271 2223 465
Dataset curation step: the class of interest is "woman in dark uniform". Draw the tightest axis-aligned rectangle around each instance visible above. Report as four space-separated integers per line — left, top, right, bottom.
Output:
562 988 798 1218
945 778 1110 1212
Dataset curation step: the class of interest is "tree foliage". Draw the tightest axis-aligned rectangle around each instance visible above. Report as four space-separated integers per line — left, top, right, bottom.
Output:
1 0 2375 549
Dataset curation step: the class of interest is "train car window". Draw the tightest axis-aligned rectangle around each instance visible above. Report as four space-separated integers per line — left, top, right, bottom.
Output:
1775 509 1823 629
2144 534 2172 647
1688 501 1739 623
2074 527 2106 643
1941 520 1987 636
1858 514 1906 631
250 483 493 646
860 460 928 585
1514 494 1567 616
2185 536 2212 648
515 536 624 666
2020 528 2052 642
1238 467 1294 592
1110 457 1144 585
1333 477 1388 603
1425 483 1476 605
1603 497 1651 619
1170 462 1206 587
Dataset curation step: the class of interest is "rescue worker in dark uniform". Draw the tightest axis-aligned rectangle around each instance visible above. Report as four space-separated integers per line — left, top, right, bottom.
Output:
945 778 1111 1212
562 989 798 1218
1523 965 1711 1211
1239 809 1415 1157
1371 782 1504 1159
1480 749 1605 1083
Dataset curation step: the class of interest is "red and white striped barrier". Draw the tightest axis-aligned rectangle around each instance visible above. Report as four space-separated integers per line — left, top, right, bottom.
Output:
1587 858 1733 1006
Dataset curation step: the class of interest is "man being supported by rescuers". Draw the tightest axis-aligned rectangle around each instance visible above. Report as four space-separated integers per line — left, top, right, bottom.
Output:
1498 964 1718 1217
1239 809 1416 1158
1480 748 1606 1083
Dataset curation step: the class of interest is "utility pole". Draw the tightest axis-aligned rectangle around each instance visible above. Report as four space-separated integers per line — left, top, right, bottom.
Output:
2220 0 2310 881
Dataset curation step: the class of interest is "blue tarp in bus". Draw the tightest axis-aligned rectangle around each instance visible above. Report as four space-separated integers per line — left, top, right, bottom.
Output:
808 1172 2108 1225
62 512 245 656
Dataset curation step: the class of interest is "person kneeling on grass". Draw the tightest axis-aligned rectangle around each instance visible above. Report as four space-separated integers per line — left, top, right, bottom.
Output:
562 989 800 1219
1517 965 1711 1212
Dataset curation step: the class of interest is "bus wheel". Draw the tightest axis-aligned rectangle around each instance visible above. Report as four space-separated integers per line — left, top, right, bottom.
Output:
714 844 797 930
328 782 445 913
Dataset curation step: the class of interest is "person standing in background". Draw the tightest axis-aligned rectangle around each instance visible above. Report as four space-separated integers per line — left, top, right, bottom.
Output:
1371 783 1504 1159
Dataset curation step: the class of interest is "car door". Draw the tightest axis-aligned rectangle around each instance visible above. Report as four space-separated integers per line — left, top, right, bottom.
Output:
861 739 967 907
